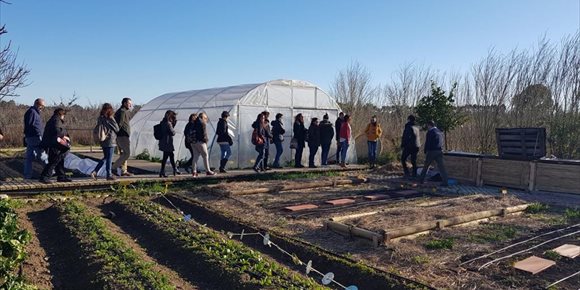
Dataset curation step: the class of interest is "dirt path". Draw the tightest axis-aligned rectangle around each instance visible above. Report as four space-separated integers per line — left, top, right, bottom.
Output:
22 204 97 289
82 199 199 290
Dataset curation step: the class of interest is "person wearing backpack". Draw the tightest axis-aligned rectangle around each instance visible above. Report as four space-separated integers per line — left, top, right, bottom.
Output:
251 113 267 173
191 112 215 176
90 103 120 180
158 110 180 177
182 113 198 173
271 113 285 168
319 114 334 166
216 111 233 173
292 113 307 168
307 117 321 168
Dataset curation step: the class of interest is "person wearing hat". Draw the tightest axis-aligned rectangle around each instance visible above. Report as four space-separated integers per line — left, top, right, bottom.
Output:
271 113 285 168
319 113 334 166
216 110 233 173
39 108 71 184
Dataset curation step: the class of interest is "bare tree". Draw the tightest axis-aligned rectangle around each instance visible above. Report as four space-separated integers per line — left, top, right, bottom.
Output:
330 61 379 135
0 25 29 102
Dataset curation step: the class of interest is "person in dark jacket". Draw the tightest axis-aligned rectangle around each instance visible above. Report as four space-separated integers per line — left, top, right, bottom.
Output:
307 118 321 168
216 111 233 173
158 110 180 177
23 98 46 179
113 98 133 176
401 115 421 178
319 114 334 166
271 113 285 168
91 103 120 180
261 111 272 170
191 112 215 176
182 113 198 174
293 113 307 168
418 121 448 186
39 108 71 184
252 113 267 173
334 112 344 164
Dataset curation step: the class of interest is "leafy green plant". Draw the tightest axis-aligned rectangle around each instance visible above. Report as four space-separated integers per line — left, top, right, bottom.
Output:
543 250 561 261
57 201 173 290
424 238 454 250
135 149 151 161
525 203 550 214
0 199 36 290
564 208 580 221
118 198 326 289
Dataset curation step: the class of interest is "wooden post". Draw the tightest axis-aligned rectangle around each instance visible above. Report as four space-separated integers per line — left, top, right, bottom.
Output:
325 221 383 247
476 158 483 187
528 161 537 192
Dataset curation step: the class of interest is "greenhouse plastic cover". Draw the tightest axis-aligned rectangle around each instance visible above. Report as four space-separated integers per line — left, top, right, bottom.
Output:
130 79 356 169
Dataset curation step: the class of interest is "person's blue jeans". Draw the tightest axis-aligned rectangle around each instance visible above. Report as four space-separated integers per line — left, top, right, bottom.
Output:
295 143 304 167
273 140 283 167
340 141 349 164
321 143 331 165
368 141 377 163
94 146 115 177
254 145 265 170
219 144 231 160
24 136 44 179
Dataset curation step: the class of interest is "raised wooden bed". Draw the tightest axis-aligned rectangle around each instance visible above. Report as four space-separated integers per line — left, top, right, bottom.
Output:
443 155 479 184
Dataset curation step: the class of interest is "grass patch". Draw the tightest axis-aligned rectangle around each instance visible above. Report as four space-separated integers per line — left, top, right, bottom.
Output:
543 250 561 261
424 238 454 250
564 208 580 221
469 224 519 244
412 255 430 264
524 203 549 214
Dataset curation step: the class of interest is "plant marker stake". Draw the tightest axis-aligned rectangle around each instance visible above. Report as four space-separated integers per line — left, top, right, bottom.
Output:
321 272 335 285
239 229 245 240
306 260 313 274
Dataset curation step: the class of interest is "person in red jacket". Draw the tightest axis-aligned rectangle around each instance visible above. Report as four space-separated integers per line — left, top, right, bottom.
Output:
339 115 351 168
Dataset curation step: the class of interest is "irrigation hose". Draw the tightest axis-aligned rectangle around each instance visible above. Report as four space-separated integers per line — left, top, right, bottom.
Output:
545 270 580 289
461 223 580 266
478 229 580 270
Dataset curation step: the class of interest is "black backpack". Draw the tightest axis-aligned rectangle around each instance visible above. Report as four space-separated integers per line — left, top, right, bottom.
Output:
153 124 162 140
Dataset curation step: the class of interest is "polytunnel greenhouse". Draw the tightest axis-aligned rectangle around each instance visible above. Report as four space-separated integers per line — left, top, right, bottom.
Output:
129 79 356 169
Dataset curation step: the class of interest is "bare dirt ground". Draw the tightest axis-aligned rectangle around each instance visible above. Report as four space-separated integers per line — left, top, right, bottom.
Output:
179 173 580 290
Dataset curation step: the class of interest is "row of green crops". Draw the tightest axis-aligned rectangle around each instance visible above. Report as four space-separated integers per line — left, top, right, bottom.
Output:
118 198 326 290
0 199 36 290
56 201 174 290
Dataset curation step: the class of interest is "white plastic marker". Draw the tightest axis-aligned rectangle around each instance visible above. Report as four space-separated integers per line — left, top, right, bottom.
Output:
228 230 358 289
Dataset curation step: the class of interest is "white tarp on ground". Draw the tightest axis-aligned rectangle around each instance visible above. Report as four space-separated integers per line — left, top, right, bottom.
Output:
64 153 107 177
130 79 357 168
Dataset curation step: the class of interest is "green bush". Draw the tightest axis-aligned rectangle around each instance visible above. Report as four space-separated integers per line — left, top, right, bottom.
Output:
564 208 580 221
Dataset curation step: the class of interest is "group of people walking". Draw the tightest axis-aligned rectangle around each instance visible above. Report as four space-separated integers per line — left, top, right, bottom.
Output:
250 111 355 171
20 98 134 183
17 97 447 186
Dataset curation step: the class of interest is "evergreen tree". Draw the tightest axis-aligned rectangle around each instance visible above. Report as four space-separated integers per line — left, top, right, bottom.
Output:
415 82 466 149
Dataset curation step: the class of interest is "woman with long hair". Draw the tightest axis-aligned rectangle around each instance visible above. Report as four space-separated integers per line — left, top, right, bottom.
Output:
91 103 120 180
339 114 351 168
292 113 307 168
252 113 266 173
158 110 180 177
191 112 215 176
182 113 198 173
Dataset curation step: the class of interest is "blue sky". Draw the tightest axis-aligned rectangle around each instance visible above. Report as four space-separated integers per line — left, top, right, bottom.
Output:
2 0 578 106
